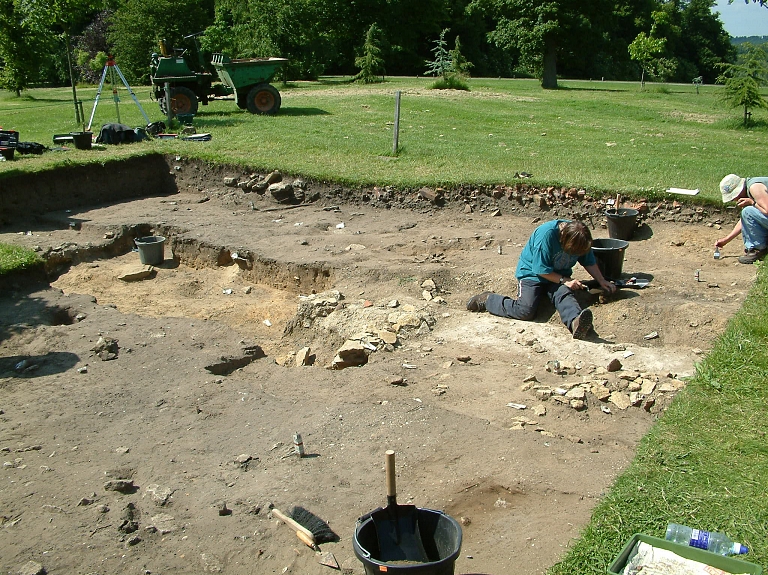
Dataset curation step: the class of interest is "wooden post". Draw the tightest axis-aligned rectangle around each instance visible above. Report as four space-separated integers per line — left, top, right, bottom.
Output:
393 91 401 155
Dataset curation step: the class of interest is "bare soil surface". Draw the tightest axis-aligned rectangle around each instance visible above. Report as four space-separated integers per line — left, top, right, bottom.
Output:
0 159 757 575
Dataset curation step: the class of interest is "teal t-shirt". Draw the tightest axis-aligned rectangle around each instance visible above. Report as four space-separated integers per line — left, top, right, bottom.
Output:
515 219 597 283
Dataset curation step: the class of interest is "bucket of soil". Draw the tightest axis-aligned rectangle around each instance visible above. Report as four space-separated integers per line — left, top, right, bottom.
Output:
0 146 14 161
605 208 639 240
135 236 166 265
592 238 629 280
353 450 462 575
70 131 93 150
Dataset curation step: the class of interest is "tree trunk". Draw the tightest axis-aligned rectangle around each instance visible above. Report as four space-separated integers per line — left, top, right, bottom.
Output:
541 41 558 89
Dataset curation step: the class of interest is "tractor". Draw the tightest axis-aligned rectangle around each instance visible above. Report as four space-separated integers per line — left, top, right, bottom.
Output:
150 34 287 116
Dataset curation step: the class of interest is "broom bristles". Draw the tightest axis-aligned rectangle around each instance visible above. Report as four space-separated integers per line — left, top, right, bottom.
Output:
289 506 338 543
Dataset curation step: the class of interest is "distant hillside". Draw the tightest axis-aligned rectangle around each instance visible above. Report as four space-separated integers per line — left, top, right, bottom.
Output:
732 35 768 45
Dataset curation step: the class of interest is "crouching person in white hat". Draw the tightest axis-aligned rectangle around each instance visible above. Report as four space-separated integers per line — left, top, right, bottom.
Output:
715 174 768 264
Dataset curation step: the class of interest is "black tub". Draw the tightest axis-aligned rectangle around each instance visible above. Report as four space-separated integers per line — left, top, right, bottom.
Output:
592 238 629 280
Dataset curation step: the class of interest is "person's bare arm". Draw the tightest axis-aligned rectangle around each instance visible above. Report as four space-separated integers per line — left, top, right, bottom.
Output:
583 264 617 293
716 220 742 248
539 272 582 290
738 182 768 215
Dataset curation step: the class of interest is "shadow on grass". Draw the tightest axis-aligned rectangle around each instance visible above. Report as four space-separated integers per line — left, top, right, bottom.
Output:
280 107 330 116
557 85 633 93
193 107 330 126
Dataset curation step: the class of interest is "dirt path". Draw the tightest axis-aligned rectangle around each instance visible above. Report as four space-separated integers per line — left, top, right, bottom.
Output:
0 162 757 575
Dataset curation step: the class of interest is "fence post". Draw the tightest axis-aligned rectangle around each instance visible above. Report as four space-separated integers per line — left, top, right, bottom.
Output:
393 91 401 155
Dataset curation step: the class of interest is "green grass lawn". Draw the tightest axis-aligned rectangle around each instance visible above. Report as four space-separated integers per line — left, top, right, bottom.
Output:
0 243 42 275
2 77 768 572
1 77 766 200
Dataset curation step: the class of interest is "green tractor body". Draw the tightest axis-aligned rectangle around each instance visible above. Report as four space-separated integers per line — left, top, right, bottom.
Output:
150 36 287 116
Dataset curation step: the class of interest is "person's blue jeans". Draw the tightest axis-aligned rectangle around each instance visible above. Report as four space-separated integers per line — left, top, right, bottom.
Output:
485 279 583 331
741 206 768 251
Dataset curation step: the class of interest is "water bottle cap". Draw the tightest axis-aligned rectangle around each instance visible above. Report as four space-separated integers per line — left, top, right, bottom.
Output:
735 543 749 555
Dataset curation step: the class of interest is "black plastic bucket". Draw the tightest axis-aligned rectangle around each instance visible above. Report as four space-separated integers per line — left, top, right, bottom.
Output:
70 131 93 150
605 208 638 240
135 236 166 265
592 238 629 280
353 507 462 575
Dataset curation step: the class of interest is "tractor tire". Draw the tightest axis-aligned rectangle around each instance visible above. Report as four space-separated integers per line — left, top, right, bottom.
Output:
158 86 199 116
245 84 281 115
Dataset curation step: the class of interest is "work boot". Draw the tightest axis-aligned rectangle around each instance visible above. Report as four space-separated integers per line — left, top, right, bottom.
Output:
571 308 593 340
466 291 492 312
738 248 768 264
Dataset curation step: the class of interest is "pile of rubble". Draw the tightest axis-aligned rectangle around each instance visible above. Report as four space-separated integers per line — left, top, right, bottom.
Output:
212 166 737 227
520 358 685 416
276 289 438 369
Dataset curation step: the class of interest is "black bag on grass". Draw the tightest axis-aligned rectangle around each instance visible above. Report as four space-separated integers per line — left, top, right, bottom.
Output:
16 142 46 155
96 123 147 145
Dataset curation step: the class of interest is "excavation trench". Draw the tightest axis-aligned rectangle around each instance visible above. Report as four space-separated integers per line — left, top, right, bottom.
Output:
0 154 759 575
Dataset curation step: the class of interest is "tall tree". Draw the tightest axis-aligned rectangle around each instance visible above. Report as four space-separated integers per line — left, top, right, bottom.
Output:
109 0 214 84
629 32 669 87
717 42 768 125
467 0 611 88
201 0 346 79
629 10 678 86
353 23 385 84
0 0 43 94
680 0 736 83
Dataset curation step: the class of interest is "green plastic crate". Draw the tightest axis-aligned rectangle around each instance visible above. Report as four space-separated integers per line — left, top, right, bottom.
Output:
608 534 763 575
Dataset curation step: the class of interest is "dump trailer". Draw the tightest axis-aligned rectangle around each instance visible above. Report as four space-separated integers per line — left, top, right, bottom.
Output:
210 54 288 114
149 37 287 116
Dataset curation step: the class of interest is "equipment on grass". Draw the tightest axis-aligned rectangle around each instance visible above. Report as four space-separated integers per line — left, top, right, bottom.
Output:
149 34 287 116
87 55 150 132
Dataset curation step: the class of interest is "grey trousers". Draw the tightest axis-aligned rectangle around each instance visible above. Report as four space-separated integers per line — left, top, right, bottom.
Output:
484 279 583 330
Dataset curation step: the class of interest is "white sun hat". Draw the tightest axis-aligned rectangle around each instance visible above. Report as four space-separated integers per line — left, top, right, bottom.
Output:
720 174 746 203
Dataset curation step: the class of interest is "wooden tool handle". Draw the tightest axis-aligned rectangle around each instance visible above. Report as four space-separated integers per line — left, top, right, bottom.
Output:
294 529 318 550
272 508 317 548
385 449 396 498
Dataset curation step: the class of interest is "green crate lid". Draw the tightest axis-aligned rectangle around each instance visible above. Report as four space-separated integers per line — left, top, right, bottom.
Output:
608 534 763 575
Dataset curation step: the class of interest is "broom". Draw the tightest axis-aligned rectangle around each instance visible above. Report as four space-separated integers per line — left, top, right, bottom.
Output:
271 505 337 550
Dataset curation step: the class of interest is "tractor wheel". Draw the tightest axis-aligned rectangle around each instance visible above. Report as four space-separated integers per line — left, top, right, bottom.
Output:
245 84 281 115
159 86 199 116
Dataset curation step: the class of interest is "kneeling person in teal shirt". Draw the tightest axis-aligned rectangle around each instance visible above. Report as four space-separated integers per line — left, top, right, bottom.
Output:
467 219 616 339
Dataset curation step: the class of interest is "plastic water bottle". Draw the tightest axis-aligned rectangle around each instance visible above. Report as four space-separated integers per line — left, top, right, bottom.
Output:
714 247 721 260
665 523 748 555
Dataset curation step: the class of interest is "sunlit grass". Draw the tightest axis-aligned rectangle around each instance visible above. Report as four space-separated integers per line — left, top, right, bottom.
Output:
0 243 42 275
1 77 766 200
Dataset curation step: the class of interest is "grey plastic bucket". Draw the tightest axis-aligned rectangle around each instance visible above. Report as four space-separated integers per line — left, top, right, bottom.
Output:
591 238 629 280
353 507 462 575
135 236 165 265
605 208 638 240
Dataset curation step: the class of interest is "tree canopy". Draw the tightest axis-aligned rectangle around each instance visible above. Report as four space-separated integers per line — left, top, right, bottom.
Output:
0 0 761 92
